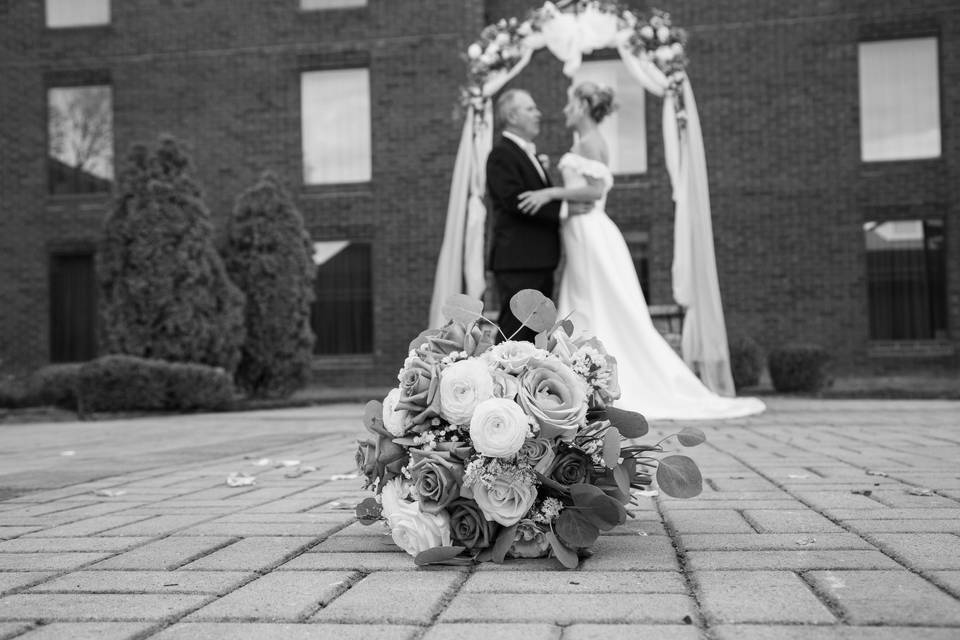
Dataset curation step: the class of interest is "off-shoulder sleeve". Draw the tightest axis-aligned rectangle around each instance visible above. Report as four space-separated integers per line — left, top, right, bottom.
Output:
558 153 614 187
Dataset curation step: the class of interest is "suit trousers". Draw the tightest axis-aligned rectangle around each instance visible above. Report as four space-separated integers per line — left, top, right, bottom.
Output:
493 269 554 344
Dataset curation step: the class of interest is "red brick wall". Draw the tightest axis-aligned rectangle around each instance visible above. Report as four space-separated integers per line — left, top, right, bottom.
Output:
1 0 958 384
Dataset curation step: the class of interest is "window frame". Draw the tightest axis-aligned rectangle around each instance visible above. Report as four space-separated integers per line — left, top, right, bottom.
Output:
857 36 942 163
44 0 111 30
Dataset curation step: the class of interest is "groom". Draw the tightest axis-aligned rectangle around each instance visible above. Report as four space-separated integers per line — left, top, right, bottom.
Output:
486 89 563 343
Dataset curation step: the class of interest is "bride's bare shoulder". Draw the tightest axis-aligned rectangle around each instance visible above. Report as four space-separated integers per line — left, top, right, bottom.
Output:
573 135 609 165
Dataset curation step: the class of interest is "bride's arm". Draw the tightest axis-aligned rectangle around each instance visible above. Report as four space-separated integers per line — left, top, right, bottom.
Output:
518 138 608 214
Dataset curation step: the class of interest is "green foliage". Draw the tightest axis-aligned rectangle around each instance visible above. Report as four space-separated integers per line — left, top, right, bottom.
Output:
768 343 830 392
29 364 83 409
98 135 245 374
76 354 234 413
0 376 32 409
729 335 763 390
222 172 315 398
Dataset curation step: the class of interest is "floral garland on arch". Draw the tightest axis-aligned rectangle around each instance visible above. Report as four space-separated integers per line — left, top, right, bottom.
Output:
460 1 690 126
354 290 705 568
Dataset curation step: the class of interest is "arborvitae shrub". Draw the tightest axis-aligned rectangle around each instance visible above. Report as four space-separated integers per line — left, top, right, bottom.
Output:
729 336 762 390
98 136 245 374
223 172 315 397
76 354 234 413
768 344 830 393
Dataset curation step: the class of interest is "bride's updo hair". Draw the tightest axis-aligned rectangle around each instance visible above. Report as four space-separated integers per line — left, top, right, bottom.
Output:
574 81 616 123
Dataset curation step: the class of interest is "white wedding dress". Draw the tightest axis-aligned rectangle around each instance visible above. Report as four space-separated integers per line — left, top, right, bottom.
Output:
556 152 766 420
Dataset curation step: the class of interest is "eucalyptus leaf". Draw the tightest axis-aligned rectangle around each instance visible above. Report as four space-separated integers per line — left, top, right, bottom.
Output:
474 548 494 563
581 493 627 530
603 427 621 469
414 545 467 566
656 455 703 499
441 294 484 324
546 527 580 569
355 497 382 525
509 289 557 332
534 331 550 350
492 523 518 563
408 328 441 353
556 509 600 548
605 406 649 439
677 426 706 447
613 463 631 496
569 482 607 505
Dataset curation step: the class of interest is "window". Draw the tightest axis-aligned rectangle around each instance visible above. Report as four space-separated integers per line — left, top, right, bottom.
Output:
864 219 946 340
858 38 941 161
45 0 110 28
49 252 99 362
311 241 373 354
572 59 646 174
47 84 114 194
301 68 371 184
300 0 366 9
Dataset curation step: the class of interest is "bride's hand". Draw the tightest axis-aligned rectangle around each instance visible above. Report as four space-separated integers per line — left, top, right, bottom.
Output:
518 189 554 215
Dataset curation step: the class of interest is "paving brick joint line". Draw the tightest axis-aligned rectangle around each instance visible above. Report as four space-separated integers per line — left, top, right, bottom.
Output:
0 399 958 639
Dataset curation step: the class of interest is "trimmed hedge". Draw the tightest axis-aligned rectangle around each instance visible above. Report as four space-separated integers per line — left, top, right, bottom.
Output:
729 336 762 390
223 172 315 397
98 136 246 375
76 355 235 413
768 344 830 393
29 363 83 409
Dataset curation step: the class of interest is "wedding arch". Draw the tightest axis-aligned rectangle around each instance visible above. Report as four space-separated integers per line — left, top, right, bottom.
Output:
428 0 737 396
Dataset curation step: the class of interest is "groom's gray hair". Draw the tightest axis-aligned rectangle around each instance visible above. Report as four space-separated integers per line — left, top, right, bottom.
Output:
496 89 529 126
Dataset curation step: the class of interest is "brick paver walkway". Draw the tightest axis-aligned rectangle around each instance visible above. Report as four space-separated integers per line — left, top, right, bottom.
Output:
0 398 958 639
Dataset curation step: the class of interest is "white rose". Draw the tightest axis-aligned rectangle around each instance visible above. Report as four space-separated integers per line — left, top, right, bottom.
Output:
484 340 547 374
469 398 530 458
380 478 452 557
495 32 510 46
657 26 671 43
655 45 673 63
671 42 684 56
438 358 495 424
381 387 408 437
479 53 495 66
467 43 483 59
517 21 532 36
639 25 654 40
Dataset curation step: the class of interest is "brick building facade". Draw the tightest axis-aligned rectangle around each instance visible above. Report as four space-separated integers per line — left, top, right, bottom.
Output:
1 0 957 388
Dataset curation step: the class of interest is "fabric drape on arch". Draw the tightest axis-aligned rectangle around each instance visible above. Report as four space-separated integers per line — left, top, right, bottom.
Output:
428 12 737 396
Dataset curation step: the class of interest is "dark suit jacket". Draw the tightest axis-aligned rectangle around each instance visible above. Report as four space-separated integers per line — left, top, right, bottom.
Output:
486 135 563 272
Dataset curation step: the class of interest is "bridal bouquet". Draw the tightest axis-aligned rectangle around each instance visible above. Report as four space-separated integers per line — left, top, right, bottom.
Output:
354 290 704 568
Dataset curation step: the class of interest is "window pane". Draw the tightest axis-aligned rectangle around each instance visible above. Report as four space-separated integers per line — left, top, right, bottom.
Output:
311 241 373 354
45 0 110 28
302 69 371 184
47 85 114 194
300 0 366 9
864 219 946 340
573 60 647 174
859 38 940 161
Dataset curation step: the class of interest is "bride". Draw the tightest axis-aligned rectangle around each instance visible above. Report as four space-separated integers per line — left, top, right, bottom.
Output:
517 81 764 420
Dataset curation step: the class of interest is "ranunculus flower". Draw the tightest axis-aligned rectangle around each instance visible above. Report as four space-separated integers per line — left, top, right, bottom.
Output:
507 519 550 558
484 340 547 374
469 398 529 458
518 438 556 474
438 359 495 425
671 42 684 56
408 449 464 514
448 498 499 552
517 358 588 441
380 478 452 557
382 387 409 437
657 26 671 43
655 45 673 63
495 32 510 46
466 468 537 526
639 25 654 40
395 355 440 425
549 448 592 486
467 43 483 59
